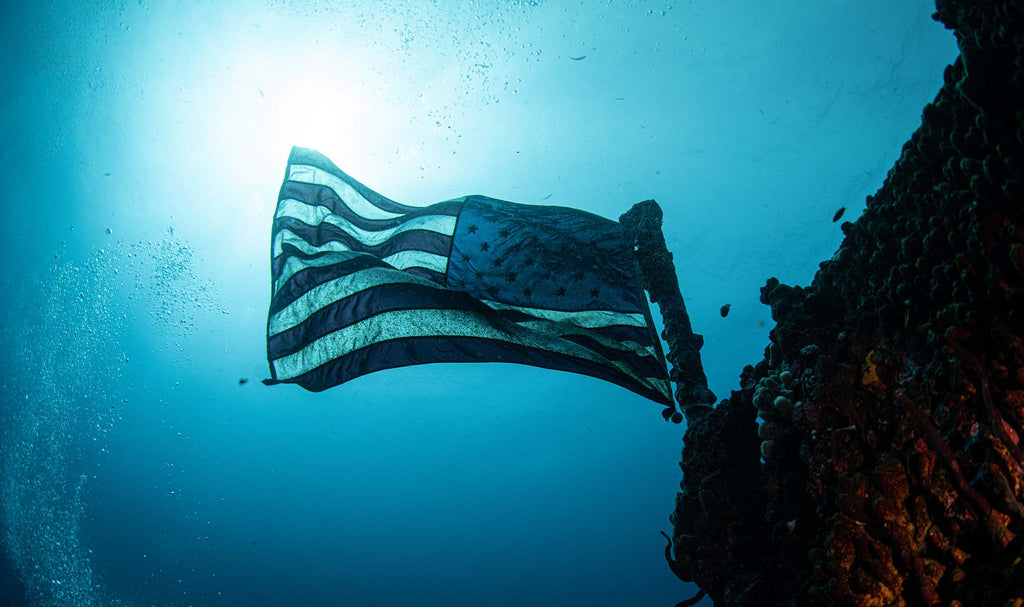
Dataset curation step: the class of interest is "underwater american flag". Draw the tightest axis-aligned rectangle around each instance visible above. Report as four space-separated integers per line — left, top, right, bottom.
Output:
264 147 672 405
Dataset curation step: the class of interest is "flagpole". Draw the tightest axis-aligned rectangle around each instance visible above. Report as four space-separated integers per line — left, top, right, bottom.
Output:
620 200 716 422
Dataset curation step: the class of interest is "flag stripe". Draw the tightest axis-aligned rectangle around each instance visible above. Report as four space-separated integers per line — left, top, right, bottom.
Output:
382 250 449 274
272 252 389 312
279 181 462 231
287 164 407 220
487 307 654 348
273 226 449 274
555 332 664 378
273 247 447 303
269 307 666 395
269 266 444 337
403 267 443 283
287 148 416 215
268 335 671 405
272 251 651 350
268 279 660 371
272 219 452 261
480 299 646 329
270 262 655 348
271 266 649 339
275 198 458 246
269 282 485 358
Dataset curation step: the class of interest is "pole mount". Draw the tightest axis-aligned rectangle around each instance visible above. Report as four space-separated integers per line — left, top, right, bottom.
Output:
620 200 716 422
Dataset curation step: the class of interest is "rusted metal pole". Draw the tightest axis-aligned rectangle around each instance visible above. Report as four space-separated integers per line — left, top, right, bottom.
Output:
620 200 715 422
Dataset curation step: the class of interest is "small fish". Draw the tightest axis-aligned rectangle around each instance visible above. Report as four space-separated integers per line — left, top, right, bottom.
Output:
832 207 846 222
257 88 265 98
238 378 249 386
103 172 111 177
569 55 587 61
720 304 731 318
540 193 552 201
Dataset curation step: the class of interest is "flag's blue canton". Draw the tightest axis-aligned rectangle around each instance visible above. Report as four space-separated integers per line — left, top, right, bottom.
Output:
447 197 642 312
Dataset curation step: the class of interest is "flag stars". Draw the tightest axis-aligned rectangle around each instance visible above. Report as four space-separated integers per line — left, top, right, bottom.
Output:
523 287 533 297
590 288 599 298
506 272 517 283
492 256 503 268
498 227 510 238
572 270 585 282
556 286 566 296
523 257 535 267
480 242 490 252
467 224 478 234
460 253 471 262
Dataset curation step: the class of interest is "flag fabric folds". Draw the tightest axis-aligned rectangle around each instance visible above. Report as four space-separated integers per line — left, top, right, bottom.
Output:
265 146 672 405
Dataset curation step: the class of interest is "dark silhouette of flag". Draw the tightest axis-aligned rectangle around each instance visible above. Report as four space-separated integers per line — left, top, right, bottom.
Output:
264 147 672 405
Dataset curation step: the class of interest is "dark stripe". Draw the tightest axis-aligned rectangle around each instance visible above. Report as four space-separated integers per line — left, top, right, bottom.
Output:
272 242 356 278
268 282 489 359
269 286 665 386
269 335 672 405
559 333 667 381
288 147 416 214
273 216 452 261
403 267 446 284
271 252 390 315
279 181 463 231
271 251 449 316
491 308 653 346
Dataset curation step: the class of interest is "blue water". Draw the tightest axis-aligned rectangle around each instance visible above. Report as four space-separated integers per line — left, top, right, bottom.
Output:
0 2 957 606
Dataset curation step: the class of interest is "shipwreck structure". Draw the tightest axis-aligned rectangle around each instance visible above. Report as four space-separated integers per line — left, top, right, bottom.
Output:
667 0 1024 605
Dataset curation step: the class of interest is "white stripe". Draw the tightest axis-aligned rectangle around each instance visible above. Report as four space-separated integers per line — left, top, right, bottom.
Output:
287 164 403 220
382 250 448 274
275 198 457 245
272 230 448 275
272 237 448 296
274 228 351 258
516 320 659 359
270 272 655 359
270 308 666 395
274 250 365 296
269 266 440 336
480 300 646 329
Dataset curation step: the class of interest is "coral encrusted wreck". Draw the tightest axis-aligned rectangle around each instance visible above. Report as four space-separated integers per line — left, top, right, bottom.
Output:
668 0 1024 605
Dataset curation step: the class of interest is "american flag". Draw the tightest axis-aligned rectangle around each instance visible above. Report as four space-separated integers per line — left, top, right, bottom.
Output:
264 147 672 405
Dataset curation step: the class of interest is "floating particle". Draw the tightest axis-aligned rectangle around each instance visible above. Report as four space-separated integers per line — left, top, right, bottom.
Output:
720 303 731 317
569 55 586 61
832 207 846 222
238 378 248 386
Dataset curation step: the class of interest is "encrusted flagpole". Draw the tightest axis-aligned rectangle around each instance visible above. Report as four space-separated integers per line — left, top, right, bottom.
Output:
620 200 716 423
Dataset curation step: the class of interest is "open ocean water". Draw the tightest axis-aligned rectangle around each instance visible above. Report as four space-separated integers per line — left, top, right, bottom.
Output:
0 1 958 606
